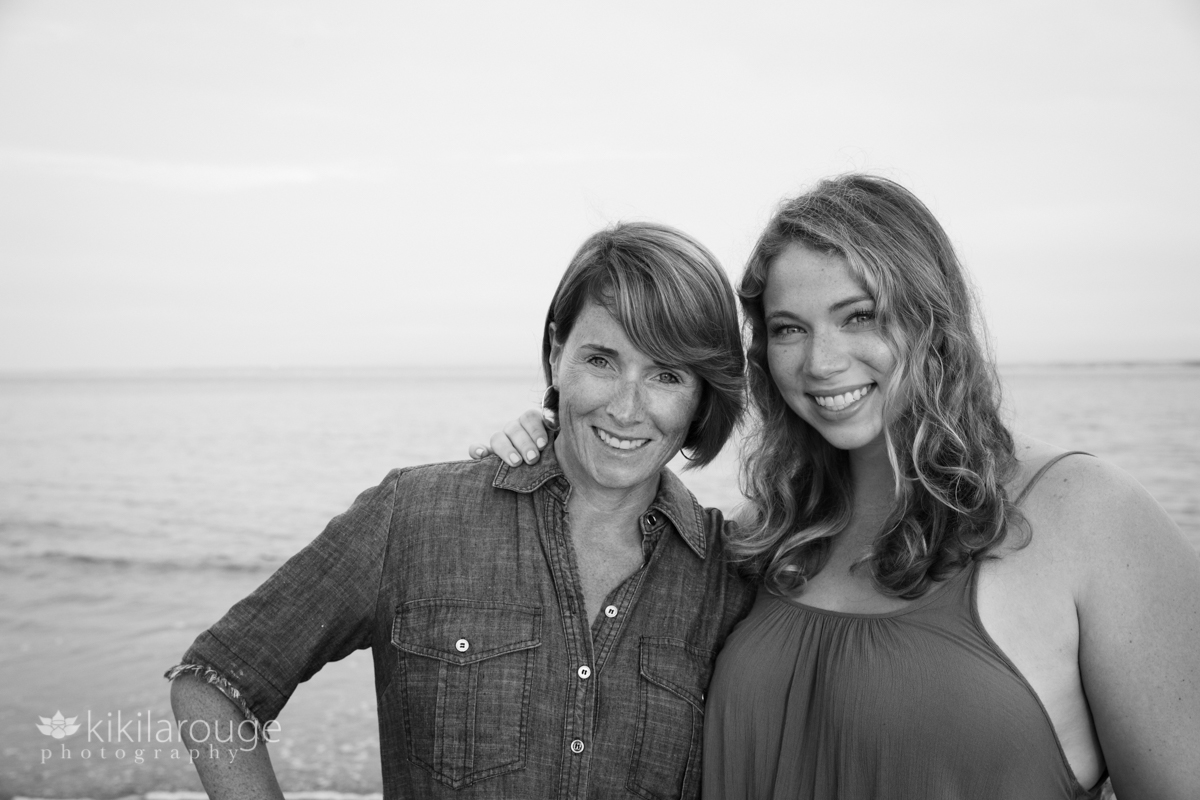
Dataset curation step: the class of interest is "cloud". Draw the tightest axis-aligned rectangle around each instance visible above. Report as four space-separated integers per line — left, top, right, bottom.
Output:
0 148 386 192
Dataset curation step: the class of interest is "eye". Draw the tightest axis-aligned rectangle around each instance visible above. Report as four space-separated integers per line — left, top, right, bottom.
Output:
656 371 683 385
586 355 611 369
769 322 805 338
846 308 877 327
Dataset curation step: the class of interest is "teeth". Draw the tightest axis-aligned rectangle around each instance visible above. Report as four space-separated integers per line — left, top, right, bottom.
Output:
596 428 648 450
814 385 872 411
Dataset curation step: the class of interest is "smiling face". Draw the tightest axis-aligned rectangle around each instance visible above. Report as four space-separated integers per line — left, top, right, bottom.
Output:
550 301 702 503
764 243 896 454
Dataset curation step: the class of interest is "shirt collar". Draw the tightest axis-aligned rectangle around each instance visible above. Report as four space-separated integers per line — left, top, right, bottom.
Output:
491 436 708 560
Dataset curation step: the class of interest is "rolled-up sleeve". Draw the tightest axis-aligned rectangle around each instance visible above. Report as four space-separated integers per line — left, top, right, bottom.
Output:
167 470 400 724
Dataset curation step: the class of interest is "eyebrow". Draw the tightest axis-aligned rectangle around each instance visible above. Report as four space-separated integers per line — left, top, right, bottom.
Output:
580 344 620 357
829 294 874 313
579 343 691 374
766 294 874 321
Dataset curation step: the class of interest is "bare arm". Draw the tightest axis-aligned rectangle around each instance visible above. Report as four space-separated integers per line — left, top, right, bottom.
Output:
1071 459 1200 798
467 408 549 465
171 673 284 799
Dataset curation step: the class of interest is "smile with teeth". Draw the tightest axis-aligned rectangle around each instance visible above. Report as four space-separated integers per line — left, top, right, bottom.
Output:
594 427 650 450
811 384 874 412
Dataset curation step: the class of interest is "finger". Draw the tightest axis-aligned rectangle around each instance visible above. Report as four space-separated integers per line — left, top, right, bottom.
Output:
489 429 524 466
467 443 493 460
518 408 550 450
502 419 542 464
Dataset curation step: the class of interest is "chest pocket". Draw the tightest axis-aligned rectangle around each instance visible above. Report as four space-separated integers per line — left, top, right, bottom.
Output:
391 599 542 789
628 637 714 800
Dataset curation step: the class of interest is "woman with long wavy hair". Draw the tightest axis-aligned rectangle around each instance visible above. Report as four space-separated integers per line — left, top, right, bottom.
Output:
474 175 1200 799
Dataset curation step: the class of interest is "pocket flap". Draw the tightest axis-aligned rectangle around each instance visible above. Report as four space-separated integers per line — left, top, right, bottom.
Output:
639 637 715 711
393 599 542 666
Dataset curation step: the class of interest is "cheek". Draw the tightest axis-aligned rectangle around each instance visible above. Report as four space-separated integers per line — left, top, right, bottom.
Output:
557 375 602 421
656 390 702 441
766 344 801 388
861 339 896 378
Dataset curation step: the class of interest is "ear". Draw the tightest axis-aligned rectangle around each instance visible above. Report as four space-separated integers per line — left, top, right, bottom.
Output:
547 322 563 385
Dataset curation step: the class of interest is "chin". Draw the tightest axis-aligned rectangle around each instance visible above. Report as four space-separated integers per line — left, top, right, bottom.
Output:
785 396 884 453
574 445 654 488
824 427 885 454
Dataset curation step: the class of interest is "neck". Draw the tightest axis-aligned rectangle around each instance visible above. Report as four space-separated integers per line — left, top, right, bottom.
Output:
847 435 896 512
826 436 897 563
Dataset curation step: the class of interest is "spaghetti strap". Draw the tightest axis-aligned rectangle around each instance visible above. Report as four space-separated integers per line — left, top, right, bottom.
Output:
1013 451 1093 506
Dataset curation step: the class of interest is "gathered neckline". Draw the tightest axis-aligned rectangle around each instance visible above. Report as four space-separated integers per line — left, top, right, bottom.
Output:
770 562 975 620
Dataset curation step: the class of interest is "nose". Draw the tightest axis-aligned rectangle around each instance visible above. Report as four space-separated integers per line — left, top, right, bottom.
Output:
804 329 850 380
605 377 645 425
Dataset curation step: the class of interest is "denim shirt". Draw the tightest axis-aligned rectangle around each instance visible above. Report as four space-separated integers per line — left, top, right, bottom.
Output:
169 445 756 799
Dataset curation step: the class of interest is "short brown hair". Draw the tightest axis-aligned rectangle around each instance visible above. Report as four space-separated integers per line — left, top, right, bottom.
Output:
542 222 744 468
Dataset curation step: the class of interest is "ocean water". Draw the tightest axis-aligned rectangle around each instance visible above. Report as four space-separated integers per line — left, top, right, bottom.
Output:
1 364 1197 797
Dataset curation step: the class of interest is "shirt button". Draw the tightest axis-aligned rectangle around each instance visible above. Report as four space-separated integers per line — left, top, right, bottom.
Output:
645 512 658 526
570 739 585 754
455 638 469 652
604 605 618 618
577 665 591 679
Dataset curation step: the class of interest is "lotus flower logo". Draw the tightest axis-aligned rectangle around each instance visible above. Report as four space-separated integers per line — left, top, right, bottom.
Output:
36 711 80 739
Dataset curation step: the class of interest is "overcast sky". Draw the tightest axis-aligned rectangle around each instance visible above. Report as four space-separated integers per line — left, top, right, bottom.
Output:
1 1 1198 372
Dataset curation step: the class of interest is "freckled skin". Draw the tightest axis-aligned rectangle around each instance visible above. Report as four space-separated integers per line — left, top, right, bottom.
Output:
549 301 701 509
764 244 895 456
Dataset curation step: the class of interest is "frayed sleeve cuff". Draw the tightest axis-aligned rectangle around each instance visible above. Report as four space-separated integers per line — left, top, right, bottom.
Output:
164 662 263 736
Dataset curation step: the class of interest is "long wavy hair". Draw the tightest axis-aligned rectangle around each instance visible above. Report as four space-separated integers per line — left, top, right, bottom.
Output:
731 174 1023 599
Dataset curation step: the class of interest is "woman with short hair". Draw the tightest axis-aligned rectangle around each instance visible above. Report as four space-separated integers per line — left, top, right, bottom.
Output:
168 221 755 799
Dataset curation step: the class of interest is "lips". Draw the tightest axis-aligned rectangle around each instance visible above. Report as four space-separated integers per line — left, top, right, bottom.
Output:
810 383 874 412
594 426 650 450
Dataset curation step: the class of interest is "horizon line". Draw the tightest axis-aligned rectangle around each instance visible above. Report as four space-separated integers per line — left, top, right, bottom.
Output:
0 359 1197 381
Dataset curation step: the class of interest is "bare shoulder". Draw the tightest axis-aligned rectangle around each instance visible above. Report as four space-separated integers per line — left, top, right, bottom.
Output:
1007 433 1184 571
1011 433 1139 512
